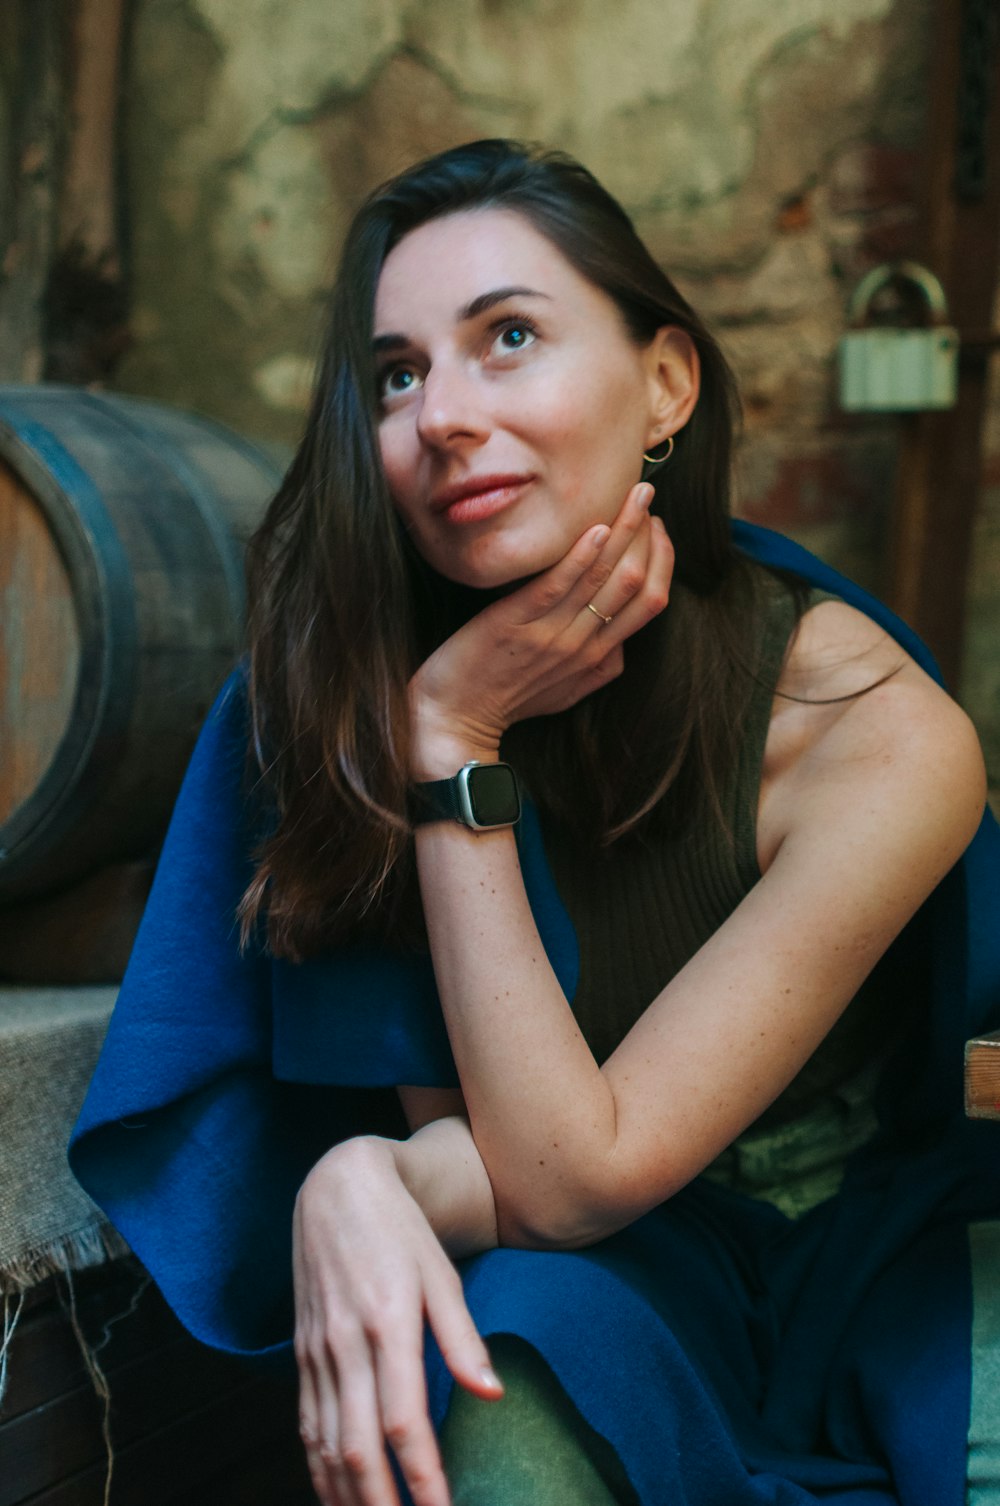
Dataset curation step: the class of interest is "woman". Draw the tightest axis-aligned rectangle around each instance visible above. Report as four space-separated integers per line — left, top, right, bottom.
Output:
71 140 1000 1506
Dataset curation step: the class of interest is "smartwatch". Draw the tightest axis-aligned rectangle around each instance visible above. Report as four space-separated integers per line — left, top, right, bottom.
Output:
411 761 521 832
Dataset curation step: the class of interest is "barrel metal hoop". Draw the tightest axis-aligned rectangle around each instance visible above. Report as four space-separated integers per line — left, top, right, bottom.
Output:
75 390 252 629
0 401 137 875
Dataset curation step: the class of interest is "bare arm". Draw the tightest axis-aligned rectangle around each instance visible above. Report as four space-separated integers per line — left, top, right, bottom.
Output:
408 576 987 1249
385 1108 499 1257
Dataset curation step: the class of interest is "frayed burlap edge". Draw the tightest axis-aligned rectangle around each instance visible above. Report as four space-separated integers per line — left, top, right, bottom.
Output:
1 1221 135 1506
0 1220 130 1299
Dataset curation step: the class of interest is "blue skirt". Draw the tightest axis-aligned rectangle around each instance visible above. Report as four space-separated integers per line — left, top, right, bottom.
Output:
424 1177 973 1506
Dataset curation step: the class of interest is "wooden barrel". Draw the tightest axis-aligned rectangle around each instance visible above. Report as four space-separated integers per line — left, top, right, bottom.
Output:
0 386 284 901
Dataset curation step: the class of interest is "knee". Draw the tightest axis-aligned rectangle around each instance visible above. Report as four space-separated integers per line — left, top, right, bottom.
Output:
440 1336 637 1506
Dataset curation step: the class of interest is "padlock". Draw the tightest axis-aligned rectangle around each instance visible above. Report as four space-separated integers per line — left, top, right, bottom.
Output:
839 261 959 412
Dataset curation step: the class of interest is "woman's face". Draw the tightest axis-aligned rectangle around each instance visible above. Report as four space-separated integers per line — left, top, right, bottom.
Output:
373 208 696 588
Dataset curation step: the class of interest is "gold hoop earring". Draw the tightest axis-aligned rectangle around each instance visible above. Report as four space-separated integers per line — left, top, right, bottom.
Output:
642 434 674 466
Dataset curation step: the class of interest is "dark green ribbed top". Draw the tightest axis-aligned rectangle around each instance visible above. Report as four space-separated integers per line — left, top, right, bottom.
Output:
540 581 892 1129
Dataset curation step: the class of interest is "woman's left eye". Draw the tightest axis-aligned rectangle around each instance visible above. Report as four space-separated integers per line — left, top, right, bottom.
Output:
491 319 538 356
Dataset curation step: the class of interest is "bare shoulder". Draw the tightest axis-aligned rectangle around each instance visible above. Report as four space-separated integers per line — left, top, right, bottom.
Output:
758 596 986 873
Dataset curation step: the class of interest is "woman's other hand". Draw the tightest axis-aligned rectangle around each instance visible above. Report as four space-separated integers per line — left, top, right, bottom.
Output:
408 483 673 773
293 1136 501 1506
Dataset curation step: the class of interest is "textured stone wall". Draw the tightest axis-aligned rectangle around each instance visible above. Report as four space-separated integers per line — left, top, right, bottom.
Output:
114 0 1000 784
0 3 65 385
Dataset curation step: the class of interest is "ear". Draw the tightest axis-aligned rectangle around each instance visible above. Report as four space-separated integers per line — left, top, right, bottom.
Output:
643 327 700 449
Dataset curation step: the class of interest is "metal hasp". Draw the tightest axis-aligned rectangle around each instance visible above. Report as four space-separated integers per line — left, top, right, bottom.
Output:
839 260 959 412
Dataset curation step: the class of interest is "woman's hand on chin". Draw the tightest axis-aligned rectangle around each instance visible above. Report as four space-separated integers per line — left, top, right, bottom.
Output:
293 1136 500 1506
408 483 673 777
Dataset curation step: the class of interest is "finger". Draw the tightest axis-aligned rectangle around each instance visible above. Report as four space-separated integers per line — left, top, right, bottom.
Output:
297 1356 326 1503
310 1319 379 1506
598 512 673 640
562 483 656 620
372 1309 452 1506
583 516 654 626
514 481 653 632
512 513 666 719
494 482 654 633
299 1343 346 1506
315 1359 357 1506
511 521 612 623
423 1257 503 1401
583 508 668 625
330 1351 402 1506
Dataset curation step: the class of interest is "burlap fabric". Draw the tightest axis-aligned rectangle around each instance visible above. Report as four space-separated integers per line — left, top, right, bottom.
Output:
0 986 128 1293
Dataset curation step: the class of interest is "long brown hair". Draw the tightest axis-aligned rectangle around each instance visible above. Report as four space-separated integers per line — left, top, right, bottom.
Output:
240 139 783 960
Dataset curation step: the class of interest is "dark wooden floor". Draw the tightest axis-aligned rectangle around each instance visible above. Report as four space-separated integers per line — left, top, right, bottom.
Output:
1 1259 315 1506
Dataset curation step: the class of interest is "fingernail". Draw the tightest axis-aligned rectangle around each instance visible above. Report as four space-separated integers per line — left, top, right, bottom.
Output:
637 484 655 510
590 524 610 548
480 1364 503 1390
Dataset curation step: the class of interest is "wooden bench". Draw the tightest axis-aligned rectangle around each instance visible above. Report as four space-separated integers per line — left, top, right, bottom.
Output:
966 1031 1000 1118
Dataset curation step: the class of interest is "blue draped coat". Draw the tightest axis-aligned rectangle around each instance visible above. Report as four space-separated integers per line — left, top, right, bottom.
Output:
70 524 1000 1504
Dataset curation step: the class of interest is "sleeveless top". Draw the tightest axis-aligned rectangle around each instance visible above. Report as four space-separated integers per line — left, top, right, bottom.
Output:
538 579 898 1217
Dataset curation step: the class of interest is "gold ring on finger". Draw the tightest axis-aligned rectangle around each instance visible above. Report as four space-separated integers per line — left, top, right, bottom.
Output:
586 602 614 626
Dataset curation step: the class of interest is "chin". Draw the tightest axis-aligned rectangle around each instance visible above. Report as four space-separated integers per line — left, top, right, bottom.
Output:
436 536 565 592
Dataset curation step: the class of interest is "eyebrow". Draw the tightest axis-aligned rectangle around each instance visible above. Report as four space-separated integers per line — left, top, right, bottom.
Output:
373 285 550 354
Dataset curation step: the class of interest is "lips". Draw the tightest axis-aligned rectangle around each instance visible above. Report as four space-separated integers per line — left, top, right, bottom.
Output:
431 473 534 525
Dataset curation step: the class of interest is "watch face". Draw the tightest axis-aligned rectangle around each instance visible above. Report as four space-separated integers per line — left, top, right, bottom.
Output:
466 763 521 827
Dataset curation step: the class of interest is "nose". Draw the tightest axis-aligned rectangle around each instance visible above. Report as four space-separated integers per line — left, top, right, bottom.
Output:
415 359 490 451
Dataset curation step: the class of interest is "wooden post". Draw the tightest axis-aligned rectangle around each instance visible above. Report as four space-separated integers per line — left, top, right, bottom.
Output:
888 0 1000 689
44 0 131 383
58 0 127 273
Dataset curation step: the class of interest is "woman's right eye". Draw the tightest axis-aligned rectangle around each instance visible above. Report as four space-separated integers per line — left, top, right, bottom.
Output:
379 365 423 403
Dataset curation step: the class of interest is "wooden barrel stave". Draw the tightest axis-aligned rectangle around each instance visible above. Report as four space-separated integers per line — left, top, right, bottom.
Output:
0 463 81 828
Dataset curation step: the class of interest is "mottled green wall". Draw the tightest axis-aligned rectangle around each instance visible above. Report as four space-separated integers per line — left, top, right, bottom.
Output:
120 0 918 454
113 0 1000 787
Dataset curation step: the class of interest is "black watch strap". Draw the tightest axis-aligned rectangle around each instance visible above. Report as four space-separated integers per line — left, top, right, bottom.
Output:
412 775 466 825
